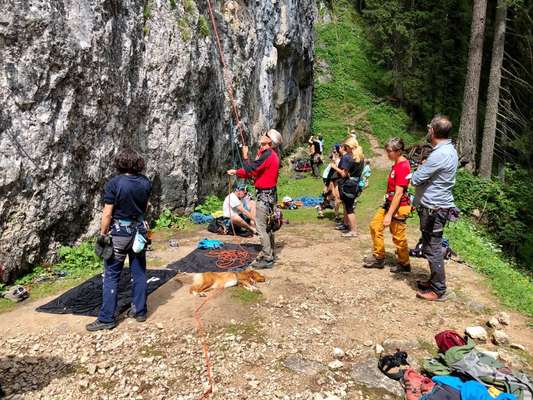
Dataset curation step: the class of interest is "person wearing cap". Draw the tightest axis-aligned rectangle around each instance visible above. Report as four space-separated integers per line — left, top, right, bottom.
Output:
227 129 283 269
222 185 256 234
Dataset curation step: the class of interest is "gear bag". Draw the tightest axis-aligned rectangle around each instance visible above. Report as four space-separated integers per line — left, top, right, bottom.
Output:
435 330 467 353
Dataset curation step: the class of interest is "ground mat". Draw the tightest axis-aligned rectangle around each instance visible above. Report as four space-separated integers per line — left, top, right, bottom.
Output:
35 268 177 317
167 243 261 273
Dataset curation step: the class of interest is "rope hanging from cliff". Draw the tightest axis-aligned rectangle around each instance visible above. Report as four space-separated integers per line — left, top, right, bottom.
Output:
205 0 247 146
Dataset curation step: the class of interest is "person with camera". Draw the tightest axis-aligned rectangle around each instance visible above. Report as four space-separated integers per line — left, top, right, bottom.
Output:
411 115 458 301
87 148 152 331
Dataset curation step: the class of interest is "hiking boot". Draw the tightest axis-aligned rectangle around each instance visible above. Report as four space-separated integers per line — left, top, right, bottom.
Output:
250 258 275 270
86 319 118 332
362 255 385 269
416 290 447 302
390 264 411 273
127 309 147 323
416 280 432 290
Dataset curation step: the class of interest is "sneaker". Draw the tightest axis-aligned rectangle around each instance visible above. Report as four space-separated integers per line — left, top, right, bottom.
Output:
416 280 432 290
335 224 348 231
86 319 118 332
127 309 147 323
362 255 385 269
250 258 275 270
390 264 411 273
416 290 447 302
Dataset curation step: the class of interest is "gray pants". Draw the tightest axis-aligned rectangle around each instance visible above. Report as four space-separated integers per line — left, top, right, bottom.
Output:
419 207 448 295
256 191 276 261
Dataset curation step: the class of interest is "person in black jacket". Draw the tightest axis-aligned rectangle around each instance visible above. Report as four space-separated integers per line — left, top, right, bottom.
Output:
86 148 152 332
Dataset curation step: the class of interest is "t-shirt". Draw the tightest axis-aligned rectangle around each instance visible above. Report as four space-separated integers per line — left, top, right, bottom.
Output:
223 193 249 218
339 154 364 180
103 174 152 220
386 159 411 206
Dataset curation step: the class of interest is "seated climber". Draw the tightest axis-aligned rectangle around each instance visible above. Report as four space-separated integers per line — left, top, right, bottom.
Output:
222 185 257 234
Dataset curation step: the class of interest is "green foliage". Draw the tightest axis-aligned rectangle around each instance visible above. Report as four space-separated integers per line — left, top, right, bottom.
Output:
143 0 152 19
198 15 210 37
178 18 191 41
154 208 189 230
362 0 470 125
195 195 223 215
313 0 420 156
169 0 177 9
55 241 102 275
446 220 533 316
183 0 195 14
453 168 533 264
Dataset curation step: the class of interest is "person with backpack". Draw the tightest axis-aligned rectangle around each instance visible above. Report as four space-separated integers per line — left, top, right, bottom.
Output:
227 129 283 269
411 115 458 301
329 136 365 237
86 148 152 332
363 137 412 272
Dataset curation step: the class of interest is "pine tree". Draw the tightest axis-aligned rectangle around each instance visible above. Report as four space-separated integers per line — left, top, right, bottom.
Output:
457 0 488 171
479 0 507 178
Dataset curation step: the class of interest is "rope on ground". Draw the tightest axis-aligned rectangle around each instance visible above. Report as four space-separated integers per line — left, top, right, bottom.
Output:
206 249 254 269
194 287 224 400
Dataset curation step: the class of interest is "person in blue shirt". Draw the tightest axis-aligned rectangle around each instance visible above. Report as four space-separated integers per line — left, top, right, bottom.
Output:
411 115 458 302
86 148 152 331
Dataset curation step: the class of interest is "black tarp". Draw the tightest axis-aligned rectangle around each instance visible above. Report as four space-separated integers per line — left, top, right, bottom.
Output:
167 243 261 273
36 269 177 316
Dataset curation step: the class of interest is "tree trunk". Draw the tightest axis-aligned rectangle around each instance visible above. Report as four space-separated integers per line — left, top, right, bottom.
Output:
479 0 507 178
457 0 488 171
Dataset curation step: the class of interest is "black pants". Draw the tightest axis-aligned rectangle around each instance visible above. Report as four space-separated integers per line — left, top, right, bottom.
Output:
418 207 448 295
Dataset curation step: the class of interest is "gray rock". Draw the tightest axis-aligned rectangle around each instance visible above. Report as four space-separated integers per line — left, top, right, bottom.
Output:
283 355 327 376
168 239 179 248
382 338 419 352
466 300 487 314
351 358 403 397
510 343 525 351
497 312 511 326
465 326 488 342
487 317 501 328
328 360 343 370
492 330 509 346
0 0 315 281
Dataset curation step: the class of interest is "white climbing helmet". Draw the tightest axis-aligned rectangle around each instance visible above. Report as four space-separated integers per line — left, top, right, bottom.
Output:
267 129 283 147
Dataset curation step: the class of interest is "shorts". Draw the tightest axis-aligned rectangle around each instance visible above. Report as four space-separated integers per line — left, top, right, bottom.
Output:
341 193 356 214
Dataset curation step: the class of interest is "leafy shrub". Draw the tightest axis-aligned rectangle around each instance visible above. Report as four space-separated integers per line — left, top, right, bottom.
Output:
195 195 223 215
198 15 210 37
154 209 189 230
453 168 533 267
55 241 102 276
169 0 177 9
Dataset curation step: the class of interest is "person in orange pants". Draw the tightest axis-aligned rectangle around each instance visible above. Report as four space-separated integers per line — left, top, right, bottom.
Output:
364 138 412 272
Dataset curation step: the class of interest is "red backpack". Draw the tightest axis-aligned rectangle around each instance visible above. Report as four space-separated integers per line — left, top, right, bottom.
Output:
434 330 467 353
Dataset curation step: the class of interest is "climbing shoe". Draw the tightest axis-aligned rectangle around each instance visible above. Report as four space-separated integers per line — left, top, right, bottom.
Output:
86 319 118 332
362 255 385 269
3 285 29 302
250 258 275 270
390 264 411 273
127 309 147 323
416 290 447 302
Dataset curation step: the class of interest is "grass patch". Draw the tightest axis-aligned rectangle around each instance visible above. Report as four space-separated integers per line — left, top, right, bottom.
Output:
183 0 195 14
225 320 265 342
312 0 421 154
446 220 533 316
178 18 191 41
230 287 263 303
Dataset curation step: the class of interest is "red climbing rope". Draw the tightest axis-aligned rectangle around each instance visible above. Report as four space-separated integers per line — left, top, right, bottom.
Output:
205 0 247 146
206 249 254 269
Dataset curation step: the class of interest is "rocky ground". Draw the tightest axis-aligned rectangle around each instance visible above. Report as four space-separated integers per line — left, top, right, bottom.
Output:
0 220 532 399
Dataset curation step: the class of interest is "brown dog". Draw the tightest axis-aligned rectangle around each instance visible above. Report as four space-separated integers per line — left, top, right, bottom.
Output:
189 269 266 296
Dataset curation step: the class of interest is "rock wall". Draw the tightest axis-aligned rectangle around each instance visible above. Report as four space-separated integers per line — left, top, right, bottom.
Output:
0 0 314 281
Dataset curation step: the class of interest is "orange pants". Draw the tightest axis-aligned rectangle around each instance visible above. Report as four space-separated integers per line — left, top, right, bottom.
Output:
369 205 411 266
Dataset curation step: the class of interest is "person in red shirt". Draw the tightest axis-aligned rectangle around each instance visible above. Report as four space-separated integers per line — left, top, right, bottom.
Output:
227 129 282 269
364 137 412 272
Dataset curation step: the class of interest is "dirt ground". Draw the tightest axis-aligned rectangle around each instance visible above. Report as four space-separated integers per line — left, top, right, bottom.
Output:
0 143 531 400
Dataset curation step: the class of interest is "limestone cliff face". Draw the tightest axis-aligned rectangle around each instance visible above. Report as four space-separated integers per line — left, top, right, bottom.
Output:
0 0 314 281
